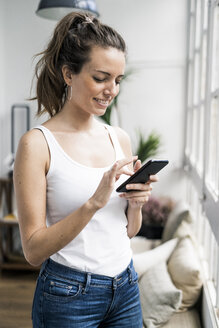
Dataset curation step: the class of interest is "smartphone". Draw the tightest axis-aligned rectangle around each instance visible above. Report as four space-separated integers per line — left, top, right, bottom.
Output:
116 159 169 192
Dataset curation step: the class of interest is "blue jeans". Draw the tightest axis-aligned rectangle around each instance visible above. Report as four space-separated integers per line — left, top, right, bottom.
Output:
32 258 142 327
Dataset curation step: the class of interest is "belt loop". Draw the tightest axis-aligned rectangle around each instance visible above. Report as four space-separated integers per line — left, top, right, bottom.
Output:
39 259 48 277
113 277 117 290
83 272 91 294
127 264 133 284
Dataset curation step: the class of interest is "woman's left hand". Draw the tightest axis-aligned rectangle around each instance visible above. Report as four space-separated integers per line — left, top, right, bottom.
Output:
119 159 158 208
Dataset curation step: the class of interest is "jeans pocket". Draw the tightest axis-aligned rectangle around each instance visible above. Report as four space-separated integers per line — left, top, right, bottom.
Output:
44 276 82 302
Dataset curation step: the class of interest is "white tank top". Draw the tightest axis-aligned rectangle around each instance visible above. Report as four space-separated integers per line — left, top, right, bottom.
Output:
34 124 132 277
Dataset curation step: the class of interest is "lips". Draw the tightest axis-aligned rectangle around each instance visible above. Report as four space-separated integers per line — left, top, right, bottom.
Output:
94 97 110 107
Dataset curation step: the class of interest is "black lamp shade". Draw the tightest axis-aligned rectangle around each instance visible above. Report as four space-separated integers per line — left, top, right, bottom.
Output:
36 0 99 20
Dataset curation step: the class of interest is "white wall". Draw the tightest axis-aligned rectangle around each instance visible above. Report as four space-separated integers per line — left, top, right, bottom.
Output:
0 0 187 200
0 0 54 176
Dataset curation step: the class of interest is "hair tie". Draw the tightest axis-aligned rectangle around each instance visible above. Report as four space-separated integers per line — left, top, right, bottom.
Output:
84 16 94 24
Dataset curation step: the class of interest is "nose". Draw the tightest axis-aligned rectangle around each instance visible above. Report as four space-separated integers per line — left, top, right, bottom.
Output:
103 82 119 98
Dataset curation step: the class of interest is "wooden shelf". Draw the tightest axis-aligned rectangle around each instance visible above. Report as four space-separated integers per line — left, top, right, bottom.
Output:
0 216 39 273
0 217 18 226
0 261 38 271
0 177 40 273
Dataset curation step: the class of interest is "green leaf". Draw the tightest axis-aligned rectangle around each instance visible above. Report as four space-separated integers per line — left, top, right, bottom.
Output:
100 106 112 125
136 130 161 163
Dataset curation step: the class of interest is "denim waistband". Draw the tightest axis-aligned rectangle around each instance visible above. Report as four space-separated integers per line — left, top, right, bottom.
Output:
40 258 137 290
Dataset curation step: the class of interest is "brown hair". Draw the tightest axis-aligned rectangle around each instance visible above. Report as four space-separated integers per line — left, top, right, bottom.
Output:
32 12 126 117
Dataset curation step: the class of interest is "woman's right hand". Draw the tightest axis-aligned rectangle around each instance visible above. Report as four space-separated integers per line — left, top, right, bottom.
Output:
90 157 137 210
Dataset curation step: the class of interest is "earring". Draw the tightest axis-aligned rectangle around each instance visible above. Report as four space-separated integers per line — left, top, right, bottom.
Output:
67 86 72 101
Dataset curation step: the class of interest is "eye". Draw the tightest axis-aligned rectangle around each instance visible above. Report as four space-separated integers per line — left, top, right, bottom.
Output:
93 77 106 83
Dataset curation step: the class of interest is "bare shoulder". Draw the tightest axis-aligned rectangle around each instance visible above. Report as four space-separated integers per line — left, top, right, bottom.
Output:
112 126 132 158
18 128 48 151
14 129 49 172
113 126 131 147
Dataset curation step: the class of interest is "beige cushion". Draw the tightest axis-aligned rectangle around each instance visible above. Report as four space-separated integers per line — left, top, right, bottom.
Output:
173 219 199 249
168 237 203 311
162 201 193 243
131 236 156 254
133 238 178 278
160 309 201 328
139 261 182 328
173 219 193 239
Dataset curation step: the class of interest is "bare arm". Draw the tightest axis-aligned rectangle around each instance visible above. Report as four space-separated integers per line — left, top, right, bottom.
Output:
14 130 134 267
114 126 157 238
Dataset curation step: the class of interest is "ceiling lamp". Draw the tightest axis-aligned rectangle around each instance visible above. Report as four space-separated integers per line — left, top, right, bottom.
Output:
36 0 99 20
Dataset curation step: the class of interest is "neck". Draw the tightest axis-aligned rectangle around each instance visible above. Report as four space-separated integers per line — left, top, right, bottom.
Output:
55 103 97 132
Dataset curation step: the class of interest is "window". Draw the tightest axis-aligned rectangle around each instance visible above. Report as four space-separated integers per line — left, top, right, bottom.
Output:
184 0 219 323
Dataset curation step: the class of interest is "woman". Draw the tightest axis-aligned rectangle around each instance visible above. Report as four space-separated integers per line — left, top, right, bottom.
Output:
14 12 157 327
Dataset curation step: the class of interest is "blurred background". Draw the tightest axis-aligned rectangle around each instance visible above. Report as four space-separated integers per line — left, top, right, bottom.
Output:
0 1 219 328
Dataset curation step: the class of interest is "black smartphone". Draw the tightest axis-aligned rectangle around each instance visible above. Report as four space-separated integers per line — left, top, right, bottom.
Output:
116 159 169 192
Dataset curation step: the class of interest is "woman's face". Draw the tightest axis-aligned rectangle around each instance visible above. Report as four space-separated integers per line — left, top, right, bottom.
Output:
69 46 126 116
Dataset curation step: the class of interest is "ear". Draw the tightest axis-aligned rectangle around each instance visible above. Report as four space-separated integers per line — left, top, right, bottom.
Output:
62 65 73 86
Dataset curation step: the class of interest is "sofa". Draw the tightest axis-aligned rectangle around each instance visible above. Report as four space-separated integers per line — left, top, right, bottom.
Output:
131 201 203 328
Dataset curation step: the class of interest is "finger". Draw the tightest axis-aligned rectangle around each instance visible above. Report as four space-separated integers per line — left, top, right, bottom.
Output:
134 159 141 173
126 183 152 191
109 161 119 179
129 196 149 203
116 156 138 171
149 174 159 182
127 196 149 203
120 167 134 176
120 191 151 199
110 160 135 182
115 168 134 182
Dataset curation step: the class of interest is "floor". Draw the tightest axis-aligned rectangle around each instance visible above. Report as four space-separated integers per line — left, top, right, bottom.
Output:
0 270 38 328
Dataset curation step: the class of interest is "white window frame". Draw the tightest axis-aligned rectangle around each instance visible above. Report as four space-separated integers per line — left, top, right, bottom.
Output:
184 0 219 324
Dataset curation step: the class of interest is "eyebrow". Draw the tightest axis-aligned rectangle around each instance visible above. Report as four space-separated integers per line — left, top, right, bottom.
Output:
94 70 124 78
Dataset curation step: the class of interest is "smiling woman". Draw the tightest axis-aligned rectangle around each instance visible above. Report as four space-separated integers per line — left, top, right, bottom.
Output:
13 11 158 328
61 46 126 117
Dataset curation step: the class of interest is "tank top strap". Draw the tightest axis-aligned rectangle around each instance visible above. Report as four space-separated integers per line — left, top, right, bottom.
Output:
32 125 59 175
103 124 125 160
32 125 57 150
